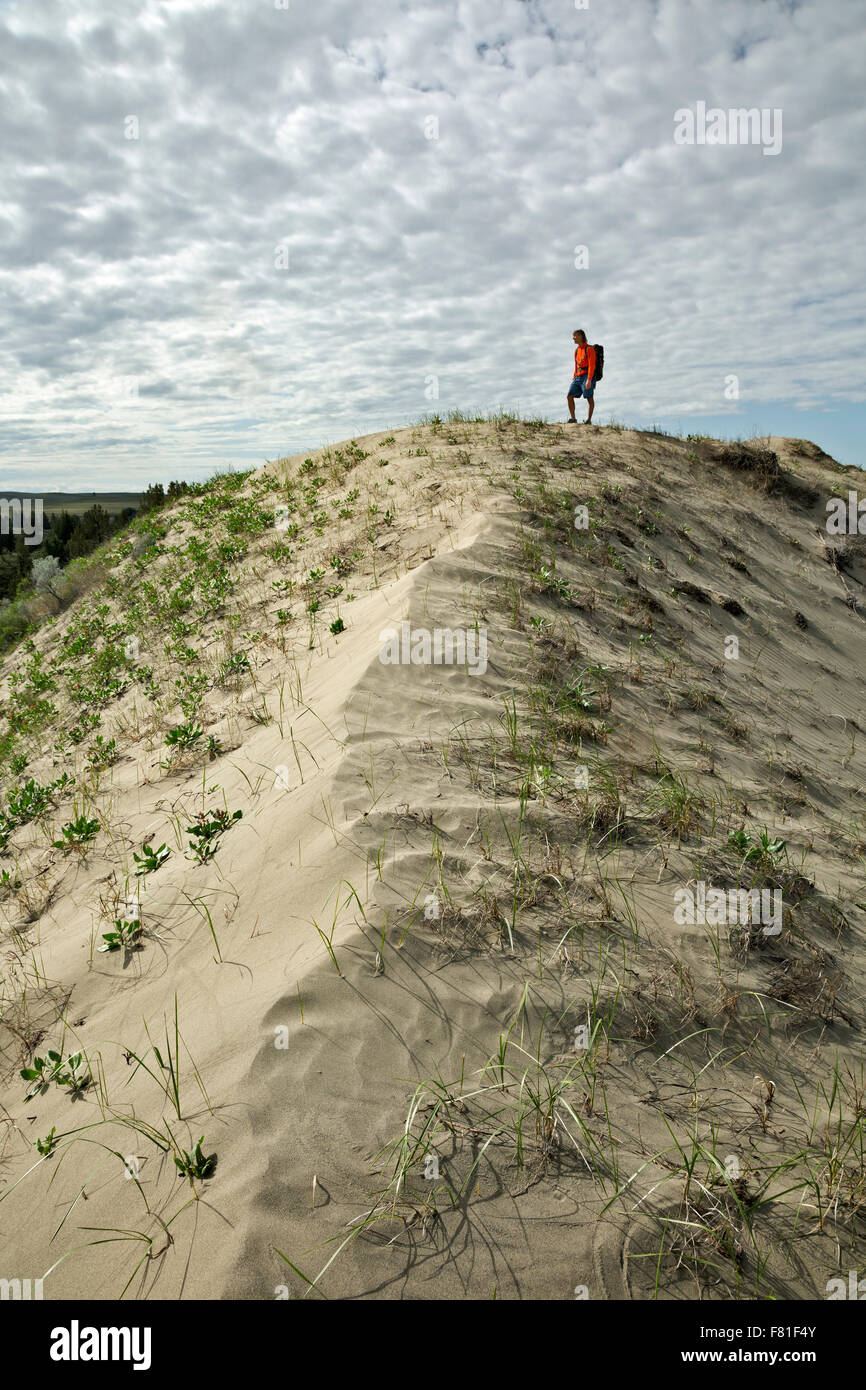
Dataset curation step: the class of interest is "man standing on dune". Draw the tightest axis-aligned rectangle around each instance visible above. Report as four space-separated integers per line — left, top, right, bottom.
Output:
567 329 596 425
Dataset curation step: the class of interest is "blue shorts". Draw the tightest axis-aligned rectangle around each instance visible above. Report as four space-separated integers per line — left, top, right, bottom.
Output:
568 375 595 400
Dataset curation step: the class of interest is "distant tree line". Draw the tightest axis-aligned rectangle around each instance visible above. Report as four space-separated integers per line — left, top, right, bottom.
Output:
0 481 191 605
139 481 190 512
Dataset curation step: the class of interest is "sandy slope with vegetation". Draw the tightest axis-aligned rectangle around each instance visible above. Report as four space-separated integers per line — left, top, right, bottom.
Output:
1 415 864 1300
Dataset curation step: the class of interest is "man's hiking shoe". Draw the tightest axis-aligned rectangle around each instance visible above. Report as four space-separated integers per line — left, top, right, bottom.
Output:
566 418 578 424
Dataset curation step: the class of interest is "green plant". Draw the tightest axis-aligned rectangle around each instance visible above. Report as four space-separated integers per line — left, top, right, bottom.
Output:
52 814 100 851
185 808 242 863
165 722 203 751
173 1135 217 1182
728 828 788 868
133 842 171 876
3 775 72 838
86 736 118 770
218 651 251 683
559 675 597 712
534 566 575 602
21 1050 90 1101
98 917 143 953
329 617 345 635
35 1127 58 1157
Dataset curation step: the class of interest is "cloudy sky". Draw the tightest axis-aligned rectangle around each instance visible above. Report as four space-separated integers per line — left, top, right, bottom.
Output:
0 0 863 489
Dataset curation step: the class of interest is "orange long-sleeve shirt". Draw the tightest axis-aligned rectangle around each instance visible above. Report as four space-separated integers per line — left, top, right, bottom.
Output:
574 343 596 381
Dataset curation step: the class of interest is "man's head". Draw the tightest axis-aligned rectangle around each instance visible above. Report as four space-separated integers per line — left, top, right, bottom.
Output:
573 329 587 345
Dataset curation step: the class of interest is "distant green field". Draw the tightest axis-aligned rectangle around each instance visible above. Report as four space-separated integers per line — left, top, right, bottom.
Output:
0 493 141 516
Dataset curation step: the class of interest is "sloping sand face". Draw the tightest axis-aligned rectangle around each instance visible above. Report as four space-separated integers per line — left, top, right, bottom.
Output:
1 422 864 1300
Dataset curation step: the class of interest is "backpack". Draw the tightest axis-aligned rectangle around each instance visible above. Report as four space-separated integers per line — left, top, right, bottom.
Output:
592 344 604 381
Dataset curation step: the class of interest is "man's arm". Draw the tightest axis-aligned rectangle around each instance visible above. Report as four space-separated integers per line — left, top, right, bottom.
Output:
584 344 596 384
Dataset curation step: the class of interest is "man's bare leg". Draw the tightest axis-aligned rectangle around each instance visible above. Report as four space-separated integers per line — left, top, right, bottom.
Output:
567 394 577 421
586 395 595 423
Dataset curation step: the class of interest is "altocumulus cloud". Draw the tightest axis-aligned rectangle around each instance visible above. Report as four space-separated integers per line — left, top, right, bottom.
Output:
0 0 863 487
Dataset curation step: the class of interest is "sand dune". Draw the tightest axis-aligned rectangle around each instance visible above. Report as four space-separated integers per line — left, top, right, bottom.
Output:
1 419 864 1299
